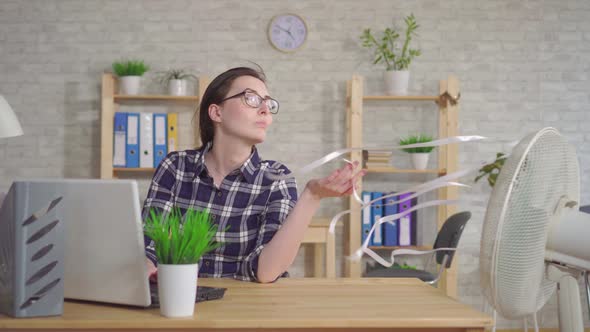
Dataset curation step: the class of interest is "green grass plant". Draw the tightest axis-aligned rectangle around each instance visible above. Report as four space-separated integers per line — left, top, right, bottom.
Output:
143 207 222 265
112 59 149 76
399 134 435 153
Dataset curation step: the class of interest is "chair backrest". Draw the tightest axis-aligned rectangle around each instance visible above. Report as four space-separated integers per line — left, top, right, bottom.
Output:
433 211 471 268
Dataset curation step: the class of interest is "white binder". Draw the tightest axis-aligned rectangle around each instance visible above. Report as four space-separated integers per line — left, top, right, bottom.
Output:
113 112 127 167
139 113 154 168
399 216 411 246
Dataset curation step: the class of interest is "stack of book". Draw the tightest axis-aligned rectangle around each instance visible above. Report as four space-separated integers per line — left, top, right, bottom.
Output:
363 150 393 169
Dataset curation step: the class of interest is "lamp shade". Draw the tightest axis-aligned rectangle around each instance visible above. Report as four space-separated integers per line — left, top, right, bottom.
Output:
0 95 23 138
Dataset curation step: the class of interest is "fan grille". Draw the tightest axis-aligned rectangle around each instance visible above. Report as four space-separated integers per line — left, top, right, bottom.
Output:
480 128 579 319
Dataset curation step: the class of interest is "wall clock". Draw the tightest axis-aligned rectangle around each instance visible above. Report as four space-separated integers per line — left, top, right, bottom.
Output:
267 13 308 53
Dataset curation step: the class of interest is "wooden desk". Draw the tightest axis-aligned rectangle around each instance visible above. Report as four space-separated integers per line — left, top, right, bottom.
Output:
0 278 492 332
302 217 336 278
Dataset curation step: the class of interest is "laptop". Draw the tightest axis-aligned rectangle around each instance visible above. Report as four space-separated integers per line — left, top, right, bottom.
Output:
15 179 225 307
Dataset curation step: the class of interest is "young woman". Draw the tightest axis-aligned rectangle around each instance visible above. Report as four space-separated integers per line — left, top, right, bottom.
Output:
143 66 365 283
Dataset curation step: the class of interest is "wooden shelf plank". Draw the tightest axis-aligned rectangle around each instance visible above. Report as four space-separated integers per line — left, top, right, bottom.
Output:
364 167 446 175
114 95 200 102
113 167 156 173
368 245 432 251
363 95 438 101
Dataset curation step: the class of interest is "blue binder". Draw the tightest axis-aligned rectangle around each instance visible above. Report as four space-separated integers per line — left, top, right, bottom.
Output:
361 191 372 244
153 113 168 168
370 192 384 246
113 112 127 167
126 113 140 168
382 192 399 246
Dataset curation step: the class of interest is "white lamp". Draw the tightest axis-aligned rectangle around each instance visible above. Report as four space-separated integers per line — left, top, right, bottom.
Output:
0 95 23 138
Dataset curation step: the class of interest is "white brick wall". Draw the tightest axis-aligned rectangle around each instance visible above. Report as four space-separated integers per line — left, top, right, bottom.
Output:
1 0 589 328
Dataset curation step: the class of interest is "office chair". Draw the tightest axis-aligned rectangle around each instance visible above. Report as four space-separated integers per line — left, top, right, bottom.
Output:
365 211 471 285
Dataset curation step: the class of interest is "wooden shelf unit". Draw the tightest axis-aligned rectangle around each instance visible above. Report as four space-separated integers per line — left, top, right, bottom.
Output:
364 166 447 175
363 95 439 101
100 73 210 179
114 95 201 102
368 245 432 251
345 75 460 298
113 167 157 173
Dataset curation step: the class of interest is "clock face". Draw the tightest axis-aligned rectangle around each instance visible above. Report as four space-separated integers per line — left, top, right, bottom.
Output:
268 14 308 52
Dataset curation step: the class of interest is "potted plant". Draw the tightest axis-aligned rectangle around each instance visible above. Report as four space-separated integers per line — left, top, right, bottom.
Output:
143 207 221 318
156 69 198 96
399 134 434 170
112 60 150 95
360 14 421 95
474 152 507 187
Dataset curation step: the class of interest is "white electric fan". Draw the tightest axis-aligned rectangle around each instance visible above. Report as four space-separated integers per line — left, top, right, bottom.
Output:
480 127 590 331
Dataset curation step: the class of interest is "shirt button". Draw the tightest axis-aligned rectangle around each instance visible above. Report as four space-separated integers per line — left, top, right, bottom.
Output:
205 261 210 267
217 191 222 197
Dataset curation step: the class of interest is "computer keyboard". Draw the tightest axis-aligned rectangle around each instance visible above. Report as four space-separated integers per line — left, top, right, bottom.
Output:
148 284 226 308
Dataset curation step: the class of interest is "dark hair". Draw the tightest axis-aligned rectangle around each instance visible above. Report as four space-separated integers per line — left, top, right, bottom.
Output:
197 66 267 147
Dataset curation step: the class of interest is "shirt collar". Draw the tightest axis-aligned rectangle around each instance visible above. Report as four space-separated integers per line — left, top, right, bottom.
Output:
196 142 260 184
194 143 211 176
240 146 260 184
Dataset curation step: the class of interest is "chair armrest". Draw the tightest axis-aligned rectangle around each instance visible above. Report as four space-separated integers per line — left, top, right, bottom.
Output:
392 248 457 279
390 248 437 270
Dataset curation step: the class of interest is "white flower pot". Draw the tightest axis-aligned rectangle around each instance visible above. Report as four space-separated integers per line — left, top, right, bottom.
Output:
384 70 410 96
119 76 141 95
168 79 188 96
157 264 199 318
410 153 430 170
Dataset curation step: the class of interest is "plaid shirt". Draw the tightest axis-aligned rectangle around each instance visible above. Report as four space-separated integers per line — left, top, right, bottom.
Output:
142 143 298 282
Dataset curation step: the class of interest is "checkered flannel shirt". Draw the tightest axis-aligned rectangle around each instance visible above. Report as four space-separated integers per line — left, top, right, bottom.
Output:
142 143 298 282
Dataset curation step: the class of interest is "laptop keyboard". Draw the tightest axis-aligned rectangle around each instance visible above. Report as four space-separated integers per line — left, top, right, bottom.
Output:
148 284 226 308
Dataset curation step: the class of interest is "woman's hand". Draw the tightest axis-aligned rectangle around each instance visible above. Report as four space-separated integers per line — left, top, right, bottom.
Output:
146 258 158 283
306 160 366 200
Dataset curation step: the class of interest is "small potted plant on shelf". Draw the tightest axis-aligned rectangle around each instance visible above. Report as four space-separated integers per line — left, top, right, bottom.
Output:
112 59 150 95
156 69 198 96
143 207 222 318
399 134 434 170
360 14 421 95
474 152 507 187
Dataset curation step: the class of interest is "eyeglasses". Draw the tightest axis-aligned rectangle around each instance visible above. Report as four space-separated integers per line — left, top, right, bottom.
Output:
220 89 280 114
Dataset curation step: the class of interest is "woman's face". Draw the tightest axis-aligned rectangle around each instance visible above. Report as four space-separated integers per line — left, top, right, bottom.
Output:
215 75 274 145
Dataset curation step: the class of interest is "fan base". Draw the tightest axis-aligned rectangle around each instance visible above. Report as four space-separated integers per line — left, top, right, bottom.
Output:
547 264 584 332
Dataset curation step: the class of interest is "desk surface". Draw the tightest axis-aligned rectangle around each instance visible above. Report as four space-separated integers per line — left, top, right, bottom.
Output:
0 278 492 331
